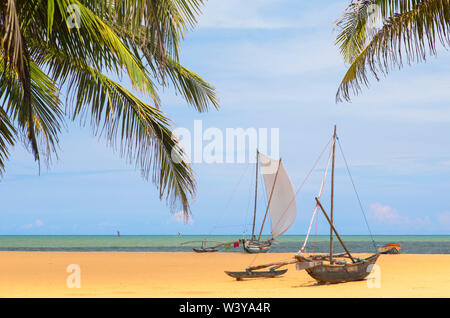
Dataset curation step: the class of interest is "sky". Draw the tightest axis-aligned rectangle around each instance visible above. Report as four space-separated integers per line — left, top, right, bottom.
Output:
1 0 450 236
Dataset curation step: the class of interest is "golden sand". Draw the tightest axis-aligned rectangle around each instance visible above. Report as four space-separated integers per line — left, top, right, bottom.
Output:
0 252 449 297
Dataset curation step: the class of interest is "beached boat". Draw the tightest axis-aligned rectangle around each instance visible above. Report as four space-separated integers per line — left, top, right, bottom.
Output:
296 126 379 283
240 150 298 253
376 242 402 254
226 126 380 283
294 197 380 284
225 269 288 281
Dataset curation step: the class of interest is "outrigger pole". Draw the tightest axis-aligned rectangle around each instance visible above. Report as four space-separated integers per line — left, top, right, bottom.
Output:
315 197 355 263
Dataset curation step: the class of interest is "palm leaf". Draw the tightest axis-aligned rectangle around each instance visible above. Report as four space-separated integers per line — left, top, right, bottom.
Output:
335 0 450 102
0 55 63 165
0 0 40 161
72 65 196 215
31 44 195 215
0 106 15 175
1 0 216 218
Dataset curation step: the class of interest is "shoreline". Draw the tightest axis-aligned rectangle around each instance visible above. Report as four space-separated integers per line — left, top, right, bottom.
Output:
0 250 449 254
1 252 449 297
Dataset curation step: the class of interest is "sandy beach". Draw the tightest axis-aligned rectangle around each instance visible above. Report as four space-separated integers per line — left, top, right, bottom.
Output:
0 252 449 298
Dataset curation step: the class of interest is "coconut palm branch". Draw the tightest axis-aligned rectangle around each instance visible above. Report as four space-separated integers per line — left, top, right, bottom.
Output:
335 0 450 102
0 0 218 217
0 57 63 167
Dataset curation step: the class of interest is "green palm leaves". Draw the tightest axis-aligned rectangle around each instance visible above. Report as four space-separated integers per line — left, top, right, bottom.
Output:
335 0 450 102
0 0 218 217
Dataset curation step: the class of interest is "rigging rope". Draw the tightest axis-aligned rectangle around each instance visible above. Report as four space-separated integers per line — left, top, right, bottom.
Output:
298 139 333 254
208 162 251 236
269 136 334 236
337 138 377 251
247 137 333 267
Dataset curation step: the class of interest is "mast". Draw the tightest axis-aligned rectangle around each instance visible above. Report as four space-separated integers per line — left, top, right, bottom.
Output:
257 159 282 241
251 150 259 240
330 125 337 264
316 198 355 263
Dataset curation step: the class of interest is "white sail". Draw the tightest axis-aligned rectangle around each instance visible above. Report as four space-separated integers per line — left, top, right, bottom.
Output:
259 153 297 238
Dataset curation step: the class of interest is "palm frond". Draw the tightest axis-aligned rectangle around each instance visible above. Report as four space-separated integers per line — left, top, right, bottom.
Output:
71 65 196 215
335 0 374 64
335 0 430 63
0 55 63 165
164 56 218 112
99 0 205 61
0 0 215 218
105 19 218 112
31 43 195 215
0 106 16 175
335 0 450 102
0 0 39 161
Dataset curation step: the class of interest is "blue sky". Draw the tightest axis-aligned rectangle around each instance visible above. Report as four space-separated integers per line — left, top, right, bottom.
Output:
1 0 450 235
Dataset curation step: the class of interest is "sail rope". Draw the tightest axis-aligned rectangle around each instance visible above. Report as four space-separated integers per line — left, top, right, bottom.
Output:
297 139 333 254
206 161 252 238
337 137 377 251
268 136 334 238
313 203 319 254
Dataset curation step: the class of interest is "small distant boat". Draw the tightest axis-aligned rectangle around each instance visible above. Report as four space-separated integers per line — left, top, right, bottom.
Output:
376 243 402 254
193 247 219 253
241 150 298 253
182 240 240 253
240 239 271 253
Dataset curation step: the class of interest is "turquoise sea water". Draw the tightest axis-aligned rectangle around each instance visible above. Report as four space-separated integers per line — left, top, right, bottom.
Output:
0 235 449 253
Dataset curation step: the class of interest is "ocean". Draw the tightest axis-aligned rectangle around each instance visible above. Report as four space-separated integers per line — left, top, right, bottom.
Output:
0 235 449 253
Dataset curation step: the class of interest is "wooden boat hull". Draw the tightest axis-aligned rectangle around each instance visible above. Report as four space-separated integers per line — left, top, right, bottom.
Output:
376 243 402 254
296 254 379 284
225 269 288 280
241 239 271 253
193 248 219 253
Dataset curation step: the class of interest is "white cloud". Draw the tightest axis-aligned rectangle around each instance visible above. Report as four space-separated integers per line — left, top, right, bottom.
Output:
21 219 44 229
370 203 408 225
370 203 433 229
197 0 344 30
